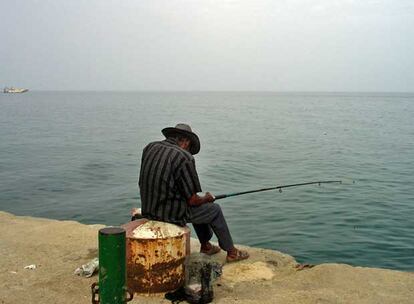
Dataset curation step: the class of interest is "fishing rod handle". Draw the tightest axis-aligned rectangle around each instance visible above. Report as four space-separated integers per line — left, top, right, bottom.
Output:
214 194 227 200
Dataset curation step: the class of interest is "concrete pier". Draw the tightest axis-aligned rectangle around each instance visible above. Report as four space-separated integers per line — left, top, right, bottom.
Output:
0 211 413 304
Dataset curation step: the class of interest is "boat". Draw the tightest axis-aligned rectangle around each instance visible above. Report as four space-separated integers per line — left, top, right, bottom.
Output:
3 87 29 93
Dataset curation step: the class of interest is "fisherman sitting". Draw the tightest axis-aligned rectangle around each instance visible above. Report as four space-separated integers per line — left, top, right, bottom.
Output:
132 123 249 263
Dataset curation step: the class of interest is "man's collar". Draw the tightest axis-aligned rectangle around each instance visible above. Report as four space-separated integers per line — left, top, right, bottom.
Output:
165 138 192 156
165 138 179 146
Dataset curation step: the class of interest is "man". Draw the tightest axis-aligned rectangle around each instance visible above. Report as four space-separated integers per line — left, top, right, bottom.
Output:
136 123 249 263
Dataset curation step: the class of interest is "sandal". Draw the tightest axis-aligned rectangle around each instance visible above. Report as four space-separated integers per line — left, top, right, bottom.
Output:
226 248 249 263
200 243 221 256
295 263 315 271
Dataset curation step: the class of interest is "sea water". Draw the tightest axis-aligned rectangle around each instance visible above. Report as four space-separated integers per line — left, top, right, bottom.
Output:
1 91 413 270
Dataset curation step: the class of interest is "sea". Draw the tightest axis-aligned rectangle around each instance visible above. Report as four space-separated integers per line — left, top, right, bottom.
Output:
1 91 413 271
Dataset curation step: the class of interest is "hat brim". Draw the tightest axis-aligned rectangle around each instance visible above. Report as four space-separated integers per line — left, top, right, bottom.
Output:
162 127 200 155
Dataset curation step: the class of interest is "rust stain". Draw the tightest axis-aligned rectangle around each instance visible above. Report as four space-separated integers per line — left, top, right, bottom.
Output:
125 223 191 294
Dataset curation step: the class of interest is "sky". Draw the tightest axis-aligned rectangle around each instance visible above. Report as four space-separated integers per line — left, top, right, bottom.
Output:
1 0 414 91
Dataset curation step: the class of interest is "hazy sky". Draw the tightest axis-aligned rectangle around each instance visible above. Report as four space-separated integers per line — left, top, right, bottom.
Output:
1 0 413 91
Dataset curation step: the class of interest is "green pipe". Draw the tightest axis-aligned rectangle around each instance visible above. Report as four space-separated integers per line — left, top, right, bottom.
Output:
97 227 131 304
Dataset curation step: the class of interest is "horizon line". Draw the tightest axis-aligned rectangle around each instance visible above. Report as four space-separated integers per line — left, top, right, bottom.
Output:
17 90 414 94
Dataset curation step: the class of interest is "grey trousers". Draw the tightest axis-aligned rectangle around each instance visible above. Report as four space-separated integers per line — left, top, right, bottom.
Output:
187 203 234 251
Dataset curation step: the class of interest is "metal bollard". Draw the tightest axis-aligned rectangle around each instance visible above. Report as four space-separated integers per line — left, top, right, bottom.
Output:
91 227 133 304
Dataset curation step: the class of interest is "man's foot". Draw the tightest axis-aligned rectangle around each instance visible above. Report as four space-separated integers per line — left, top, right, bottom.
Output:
226 247 249 263
200 242 221 256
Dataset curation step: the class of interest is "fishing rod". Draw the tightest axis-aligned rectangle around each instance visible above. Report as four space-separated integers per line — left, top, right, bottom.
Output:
214 180 342 200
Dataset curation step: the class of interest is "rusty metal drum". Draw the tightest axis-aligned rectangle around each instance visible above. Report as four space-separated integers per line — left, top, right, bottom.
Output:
122 219 191 295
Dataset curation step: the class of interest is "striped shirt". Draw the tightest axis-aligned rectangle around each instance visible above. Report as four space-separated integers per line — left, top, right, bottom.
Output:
138 138 202 226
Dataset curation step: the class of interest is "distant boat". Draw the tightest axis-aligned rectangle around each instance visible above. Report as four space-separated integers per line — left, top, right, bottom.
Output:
3 87 29 93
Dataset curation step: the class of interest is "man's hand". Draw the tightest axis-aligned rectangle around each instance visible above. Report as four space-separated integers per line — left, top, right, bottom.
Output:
188 192 215 206
205 192 215 203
